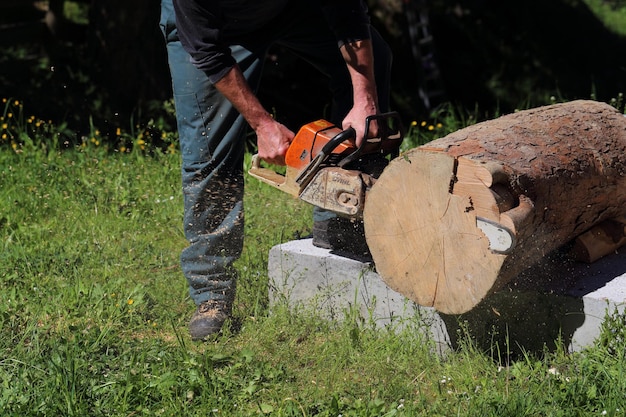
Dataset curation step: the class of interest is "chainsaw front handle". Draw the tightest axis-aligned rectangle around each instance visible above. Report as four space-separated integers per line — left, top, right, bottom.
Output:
338 111 404 168
295 128 357 188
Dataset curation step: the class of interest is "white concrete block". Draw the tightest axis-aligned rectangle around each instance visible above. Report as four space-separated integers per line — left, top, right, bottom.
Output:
268 239 626 355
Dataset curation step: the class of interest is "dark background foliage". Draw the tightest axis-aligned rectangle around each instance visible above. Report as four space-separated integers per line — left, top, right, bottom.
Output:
2 0 626 143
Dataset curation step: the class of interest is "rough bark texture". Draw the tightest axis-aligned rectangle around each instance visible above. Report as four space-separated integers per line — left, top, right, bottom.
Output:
364 100 626 314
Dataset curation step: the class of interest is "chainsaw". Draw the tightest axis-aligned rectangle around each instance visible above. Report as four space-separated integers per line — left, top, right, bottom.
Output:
248 112 404 218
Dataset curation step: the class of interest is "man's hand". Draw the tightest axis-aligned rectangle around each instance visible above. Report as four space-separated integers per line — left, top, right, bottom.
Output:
214 65 293 165
255 117 294 166
342 103 378 147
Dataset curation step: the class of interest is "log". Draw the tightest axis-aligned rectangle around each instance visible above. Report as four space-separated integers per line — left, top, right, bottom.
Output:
571 216 626 263
363 100 626 314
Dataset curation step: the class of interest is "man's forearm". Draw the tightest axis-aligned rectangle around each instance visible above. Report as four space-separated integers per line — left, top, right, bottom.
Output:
214 65 293 165
214 65 274 130
339 39 379 142
340 39 378 114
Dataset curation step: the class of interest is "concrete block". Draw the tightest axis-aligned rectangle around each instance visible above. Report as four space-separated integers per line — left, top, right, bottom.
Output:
268 239 451 353
268 238 626 356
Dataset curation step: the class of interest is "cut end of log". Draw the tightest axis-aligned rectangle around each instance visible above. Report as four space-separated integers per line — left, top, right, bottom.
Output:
364 150 515 314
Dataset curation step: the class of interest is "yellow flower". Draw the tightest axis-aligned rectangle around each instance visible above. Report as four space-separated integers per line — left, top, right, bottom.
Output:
14 100 19 106
436 123 443 129
420 121 427 127
411 120 418 127
137 139 145 146
428 125 434 131
2 123 7 129
7 113 12 118
2 133 7 140
116 127 121 136
127 299 134 305
2 98 6 103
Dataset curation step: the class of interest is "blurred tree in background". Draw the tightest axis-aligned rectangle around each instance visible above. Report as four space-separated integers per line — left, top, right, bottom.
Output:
2 0 626 144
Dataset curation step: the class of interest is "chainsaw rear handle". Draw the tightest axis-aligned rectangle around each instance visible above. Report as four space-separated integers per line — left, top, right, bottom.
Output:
248 154 301 196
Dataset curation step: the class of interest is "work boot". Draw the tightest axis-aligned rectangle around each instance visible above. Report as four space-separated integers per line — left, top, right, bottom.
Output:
312 217 371 259
189 300 231 341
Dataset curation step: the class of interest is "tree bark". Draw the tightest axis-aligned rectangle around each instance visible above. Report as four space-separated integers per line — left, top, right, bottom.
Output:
364 100 626 314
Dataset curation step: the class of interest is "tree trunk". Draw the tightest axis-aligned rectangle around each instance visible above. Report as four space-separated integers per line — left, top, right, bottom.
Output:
364 100 626 314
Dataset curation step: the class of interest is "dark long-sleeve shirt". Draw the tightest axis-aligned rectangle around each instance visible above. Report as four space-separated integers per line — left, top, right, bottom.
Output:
172 0 371 84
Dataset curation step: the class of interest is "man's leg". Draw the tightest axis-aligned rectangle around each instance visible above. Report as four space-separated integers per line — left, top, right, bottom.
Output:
160 0 265 339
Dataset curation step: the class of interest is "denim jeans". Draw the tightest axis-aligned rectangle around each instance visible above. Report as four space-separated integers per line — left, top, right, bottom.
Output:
159 0 392 306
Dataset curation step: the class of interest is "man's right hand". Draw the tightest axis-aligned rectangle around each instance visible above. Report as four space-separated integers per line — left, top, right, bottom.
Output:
255 117 294 166
214 66 293 166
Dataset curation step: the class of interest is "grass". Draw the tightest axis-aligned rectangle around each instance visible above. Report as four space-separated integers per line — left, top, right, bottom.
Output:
2 98 626 416
583 0 626 36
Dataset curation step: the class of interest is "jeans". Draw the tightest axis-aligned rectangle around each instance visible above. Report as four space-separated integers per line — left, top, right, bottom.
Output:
159 0 392 306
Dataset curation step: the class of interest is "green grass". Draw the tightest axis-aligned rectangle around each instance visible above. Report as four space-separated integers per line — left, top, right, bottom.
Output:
2 101 626 416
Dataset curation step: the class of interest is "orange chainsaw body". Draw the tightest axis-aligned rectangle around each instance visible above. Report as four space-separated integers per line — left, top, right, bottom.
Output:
285 120 356 171
248 112 404 217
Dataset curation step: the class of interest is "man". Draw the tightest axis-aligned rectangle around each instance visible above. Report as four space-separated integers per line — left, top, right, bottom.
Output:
159 0 392 340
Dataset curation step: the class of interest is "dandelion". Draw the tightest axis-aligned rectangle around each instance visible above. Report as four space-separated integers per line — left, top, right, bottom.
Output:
2 123 7 129
116 127 121 136
2 134 6 140
7 113 12 118
428 125 434 131
420 121 427 127
411 120 417 127
14 100 19 106
436 123 443 129
127 299 134 305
